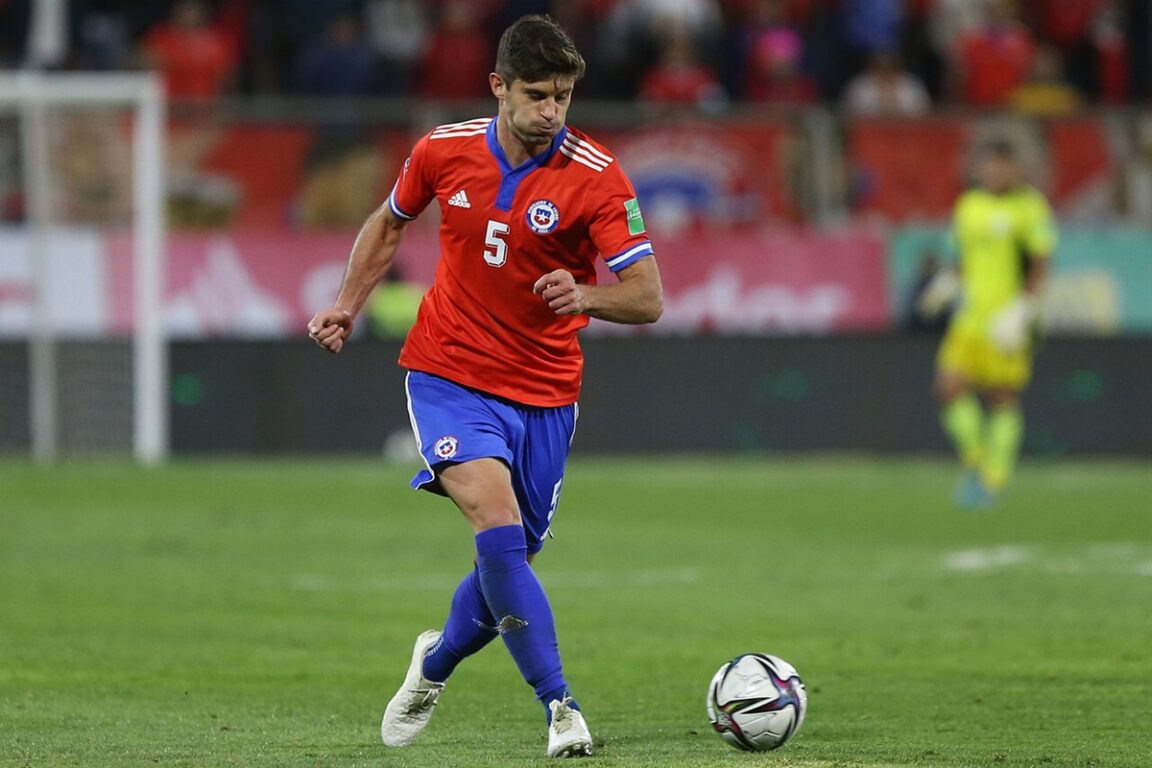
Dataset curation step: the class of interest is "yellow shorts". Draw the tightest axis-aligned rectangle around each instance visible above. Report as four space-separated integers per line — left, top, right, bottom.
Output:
937 313 1033 390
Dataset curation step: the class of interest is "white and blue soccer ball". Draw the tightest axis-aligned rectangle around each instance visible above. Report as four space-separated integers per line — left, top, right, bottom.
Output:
706 652 808 751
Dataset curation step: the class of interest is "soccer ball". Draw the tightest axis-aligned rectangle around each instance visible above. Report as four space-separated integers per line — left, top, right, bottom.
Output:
706 653 808 751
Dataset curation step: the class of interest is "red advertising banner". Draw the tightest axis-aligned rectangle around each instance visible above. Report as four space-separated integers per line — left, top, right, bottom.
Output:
103 225 889 337
0 224 889 338
846 116 1117 221
847 117 969 220
639 227 890 334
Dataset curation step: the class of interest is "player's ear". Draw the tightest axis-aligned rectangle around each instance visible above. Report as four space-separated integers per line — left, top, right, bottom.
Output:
490 73 505 101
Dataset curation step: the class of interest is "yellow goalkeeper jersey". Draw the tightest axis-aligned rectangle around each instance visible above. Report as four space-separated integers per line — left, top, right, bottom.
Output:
952 184 1057 318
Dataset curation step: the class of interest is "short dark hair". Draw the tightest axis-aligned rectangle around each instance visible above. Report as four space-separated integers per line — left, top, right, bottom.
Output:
495 15 585 85
980 138 1017 160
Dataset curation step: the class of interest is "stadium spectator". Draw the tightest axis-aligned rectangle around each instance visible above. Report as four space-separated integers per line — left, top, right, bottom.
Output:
836 0 903 91
743 22 817 104
1089 0 1129 104
1008 43 1082 115
598 0 725 98
608 0 725 39
729 0 801 99
213 1 251 67
363 0 430 96
928 0 990 58
7 0 1152 108
140 0 236 100
417 0 492 99
639 22 727 109
953 0 1035 106
842 51 931 116
1022 0 1105 100
1021 0 1101 51
291 13 377 96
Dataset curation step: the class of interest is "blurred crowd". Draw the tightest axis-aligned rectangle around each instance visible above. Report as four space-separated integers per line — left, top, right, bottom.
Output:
1 0 1150 112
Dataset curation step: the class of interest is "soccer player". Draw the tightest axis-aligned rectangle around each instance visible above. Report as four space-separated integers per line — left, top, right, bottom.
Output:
936 139 1057 508
307 15 663 758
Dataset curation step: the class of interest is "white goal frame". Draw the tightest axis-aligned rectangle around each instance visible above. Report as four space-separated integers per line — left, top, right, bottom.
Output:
0 72 168 464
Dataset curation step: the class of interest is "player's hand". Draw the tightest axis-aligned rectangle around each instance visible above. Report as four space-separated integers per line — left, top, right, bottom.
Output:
308 309 354 354
916 269 960 319
989 297 1035 353
533 269 588 316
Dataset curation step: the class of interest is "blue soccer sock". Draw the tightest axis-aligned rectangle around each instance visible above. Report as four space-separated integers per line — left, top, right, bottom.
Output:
540 685 580 723
421 567 499 683
475 525 576 717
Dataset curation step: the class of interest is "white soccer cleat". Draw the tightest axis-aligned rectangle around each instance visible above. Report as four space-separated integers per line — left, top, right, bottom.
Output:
546 697 592 758
380 629 445 747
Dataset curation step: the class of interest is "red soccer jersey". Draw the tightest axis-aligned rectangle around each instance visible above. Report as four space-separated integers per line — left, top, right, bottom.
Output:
388 118 654 407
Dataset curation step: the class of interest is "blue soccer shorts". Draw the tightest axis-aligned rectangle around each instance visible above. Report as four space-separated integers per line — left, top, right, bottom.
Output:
404 371 578 554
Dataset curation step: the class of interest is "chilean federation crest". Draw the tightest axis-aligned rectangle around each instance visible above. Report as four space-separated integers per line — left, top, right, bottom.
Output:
434 435 459 459
526 199 560 234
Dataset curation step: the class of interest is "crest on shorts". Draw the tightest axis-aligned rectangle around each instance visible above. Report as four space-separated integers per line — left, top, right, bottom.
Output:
526 199 560 234
434 435 458 459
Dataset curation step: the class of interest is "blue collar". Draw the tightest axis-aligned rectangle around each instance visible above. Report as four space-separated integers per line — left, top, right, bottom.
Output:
486 119 568 212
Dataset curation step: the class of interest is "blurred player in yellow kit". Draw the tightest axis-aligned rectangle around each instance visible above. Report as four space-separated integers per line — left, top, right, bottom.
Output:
934 140 1057 508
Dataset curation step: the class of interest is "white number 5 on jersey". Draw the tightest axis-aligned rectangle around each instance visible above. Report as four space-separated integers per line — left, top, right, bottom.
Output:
483 220 510 267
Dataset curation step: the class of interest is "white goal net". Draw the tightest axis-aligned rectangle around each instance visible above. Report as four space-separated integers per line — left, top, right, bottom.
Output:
0 72 167 463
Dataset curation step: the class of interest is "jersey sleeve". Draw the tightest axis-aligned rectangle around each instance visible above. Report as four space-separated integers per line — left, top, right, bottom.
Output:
947 194 967 261
387 133 436 222
588 164 654 272
1020 192 1058 258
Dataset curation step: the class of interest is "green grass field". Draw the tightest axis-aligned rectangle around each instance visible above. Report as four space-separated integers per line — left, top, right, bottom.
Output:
2 456 1150 768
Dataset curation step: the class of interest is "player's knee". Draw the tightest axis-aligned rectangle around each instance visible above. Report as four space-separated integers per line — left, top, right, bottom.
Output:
464 504 522 532
935 376 967 404
986 389 1019 409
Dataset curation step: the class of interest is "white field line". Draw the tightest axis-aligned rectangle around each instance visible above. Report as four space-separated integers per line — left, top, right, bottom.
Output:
1132 561 1152 577
944 546 1032 572
943 543 1152 577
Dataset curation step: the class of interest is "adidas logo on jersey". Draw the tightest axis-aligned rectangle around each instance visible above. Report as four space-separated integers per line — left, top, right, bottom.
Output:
448 190 471 208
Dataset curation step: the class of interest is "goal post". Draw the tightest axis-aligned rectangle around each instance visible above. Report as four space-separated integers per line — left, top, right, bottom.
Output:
0 72 168 464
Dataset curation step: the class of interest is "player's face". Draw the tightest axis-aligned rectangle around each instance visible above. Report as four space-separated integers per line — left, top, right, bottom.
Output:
492 74 576 148
978 155 1019 194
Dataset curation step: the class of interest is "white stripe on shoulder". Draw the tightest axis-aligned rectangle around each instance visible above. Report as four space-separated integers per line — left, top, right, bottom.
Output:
430 127 489 139
432 117 492 133
561 137 614 171
430 118 492 139
563 135 613 165
560 142 610 172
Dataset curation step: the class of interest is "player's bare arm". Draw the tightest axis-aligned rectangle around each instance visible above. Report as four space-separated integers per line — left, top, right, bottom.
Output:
1025 254 1050 298
308 204 409 353
532 256 663 324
